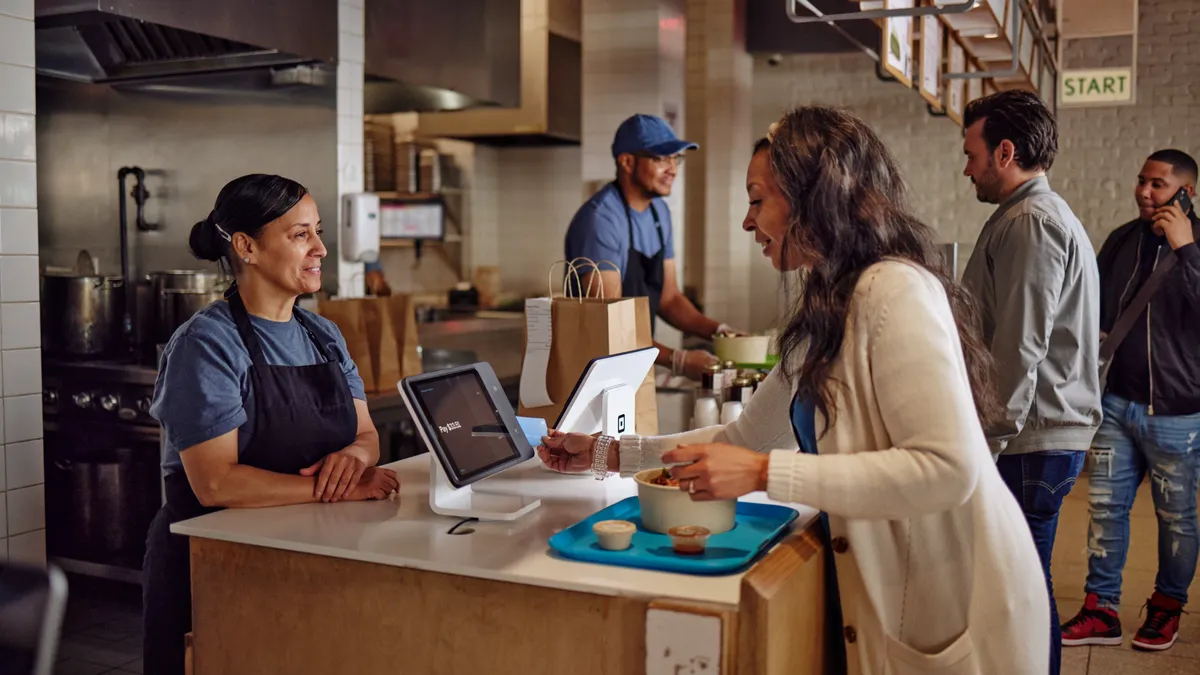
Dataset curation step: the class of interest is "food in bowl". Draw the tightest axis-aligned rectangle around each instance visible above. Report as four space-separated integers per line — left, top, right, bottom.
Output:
593 520 636 551
647 468 679 487
668 526 711 555
634 468 736 535
713 334 771 365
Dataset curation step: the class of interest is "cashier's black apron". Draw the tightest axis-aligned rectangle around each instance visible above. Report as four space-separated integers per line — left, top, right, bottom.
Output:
614 183 666 337
142 291 359 675
791 394 849 675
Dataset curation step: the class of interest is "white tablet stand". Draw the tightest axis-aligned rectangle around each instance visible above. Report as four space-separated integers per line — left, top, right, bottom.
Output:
398 377 542 522
555 347 659 437
427 456 541 522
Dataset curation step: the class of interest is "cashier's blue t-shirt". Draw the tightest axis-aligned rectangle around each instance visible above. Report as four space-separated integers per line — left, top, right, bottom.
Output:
564 183 675 278
150 300 366 474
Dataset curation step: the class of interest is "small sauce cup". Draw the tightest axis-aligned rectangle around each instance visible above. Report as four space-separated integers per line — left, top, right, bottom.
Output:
593 520 636 551
668 525 711 555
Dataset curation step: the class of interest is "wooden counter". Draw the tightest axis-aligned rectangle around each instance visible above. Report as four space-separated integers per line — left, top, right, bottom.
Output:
174 457 830 675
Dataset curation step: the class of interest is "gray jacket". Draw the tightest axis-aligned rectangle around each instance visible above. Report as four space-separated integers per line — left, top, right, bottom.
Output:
962 176 1103 455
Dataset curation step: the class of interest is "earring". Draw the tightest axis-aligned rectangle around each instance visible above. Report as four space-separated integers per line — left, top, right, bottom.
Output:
243 257 250 263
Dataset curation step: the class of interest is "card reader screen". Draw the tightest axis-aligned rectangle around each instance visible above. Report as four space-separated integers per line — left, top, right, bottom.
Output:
412 371 521 480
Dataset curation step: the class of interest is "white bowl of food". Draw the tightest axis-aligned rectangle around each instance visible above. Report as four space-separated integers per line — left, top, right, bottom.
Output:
634 468 736 535
713 334 771 365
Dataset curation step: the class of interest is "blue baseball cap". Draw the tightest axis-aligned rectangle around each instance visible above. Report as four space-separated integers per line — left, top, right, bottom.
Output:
611 114 699 158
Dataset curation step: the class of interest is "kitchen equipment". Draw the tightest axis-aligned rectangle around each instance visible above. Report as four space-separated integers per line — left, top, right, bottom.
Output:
148 270 225 342
634 468 736 534
547 496 800 575
51 447 160 556
341 193 381 264
713 335 771 365
41 272 126 357
43 357 161 582
161 288 224 339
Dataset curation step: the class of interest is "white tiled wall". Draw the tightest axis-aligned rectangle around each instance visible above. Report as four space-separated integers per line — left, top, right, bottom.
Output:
582 0 688 345
684 0 756 331
335 0 367 298
0 2 40 566
495 147 585 295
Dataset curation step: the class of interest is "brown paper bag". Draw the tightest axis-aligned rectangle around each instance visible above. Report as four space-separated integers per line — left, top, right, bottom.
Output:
360 299 400 392
316 298 377 392
517 294 658 435
384 294 423 381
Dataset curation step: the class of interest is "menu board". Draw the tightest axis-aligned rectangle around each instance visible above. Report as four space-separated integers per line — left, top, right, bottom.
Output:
882 0 915 87
919 14 944 109
946 38 967 125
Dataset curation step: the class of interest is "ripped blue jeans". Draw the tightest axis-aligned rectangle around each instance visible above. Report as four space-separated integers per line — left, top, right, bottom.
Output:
1085 394 1200 610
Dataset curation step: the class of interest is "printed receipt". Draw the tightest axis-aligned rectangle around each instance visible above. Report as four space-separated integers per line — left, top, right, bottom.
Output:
519 297 555 408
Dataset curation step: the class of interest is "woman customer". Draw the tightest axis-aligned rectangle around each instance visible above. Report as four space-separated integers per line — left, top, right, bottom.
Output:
143 174 399 675
539 107 1050 674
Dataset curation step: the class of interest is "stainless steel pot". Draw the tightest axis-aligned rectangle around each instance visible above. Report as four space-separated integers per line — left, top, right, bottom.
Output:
161 288 224 339
148 270 225 342
41 272 126 357
51 447 159 555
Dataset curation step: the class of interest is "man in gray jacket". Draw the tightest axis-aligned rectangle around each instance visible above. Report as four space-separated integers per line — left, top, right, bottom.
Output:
960 90 1102 675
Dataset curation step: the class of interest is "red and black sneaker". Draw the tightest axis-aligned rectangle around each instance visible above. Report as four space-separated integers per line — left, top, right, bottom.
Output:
1061 594 1123 647
1132 592 1185 652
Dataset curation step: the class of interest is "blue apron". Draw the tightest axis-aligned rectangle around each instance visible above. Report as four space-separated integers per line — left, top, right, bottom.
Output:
790 394 848 674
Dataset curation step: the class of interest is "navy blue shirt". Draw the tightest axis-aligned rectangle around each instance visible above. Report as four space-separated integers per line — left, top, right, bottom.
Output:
151 300 366 474
564 183 675 277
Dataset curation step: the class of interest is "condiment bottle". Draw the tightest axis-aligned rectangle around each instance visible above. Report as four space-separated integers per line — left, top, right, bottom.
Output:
720 400 744 425
693 396 720 429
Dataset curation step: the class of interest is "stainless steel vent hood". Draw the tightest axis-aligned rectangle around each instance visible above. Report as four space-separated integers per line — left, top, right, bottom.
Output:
34 0 338 84
363 0 522 114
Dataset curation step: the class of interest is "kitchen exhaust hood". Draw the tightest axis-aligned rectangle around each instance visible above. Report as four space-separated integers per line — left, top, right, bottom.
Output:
34 0 337 84
411 0 581 146
363 0 523 115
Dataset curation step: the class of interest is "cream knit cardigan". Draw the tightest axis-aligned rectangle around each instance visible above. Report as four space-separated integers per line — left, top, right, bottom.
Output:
618 261 1049 675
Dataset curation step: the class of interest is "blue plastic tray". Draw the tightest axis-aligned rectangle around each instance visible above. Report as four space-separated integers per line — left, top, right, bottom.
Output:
547 497 799 575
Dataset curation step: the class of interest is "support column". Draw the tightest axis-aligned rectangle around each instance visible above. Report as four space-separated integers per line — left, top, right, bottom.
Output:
335 0 366 298
685 0 755 330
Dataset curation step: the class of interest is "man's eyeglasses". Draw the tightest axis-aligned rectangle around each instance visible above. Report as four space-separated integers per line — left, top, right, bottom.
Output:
636 153 686 167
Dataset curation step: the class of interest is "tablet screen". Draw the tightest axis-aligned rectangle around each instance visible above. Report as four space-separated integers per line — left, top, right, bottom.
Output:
411 370 523 480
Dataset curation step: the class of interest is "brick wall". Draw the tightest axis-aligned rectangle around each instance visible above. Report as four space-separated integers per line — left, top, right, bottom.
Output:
1054 0 1199 242
0 0 43 566
748 0 1199 326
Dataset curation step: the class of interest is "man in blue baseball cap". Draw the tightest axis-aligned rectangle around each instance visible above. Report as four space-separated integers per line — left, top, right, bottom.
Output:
565 114 736 380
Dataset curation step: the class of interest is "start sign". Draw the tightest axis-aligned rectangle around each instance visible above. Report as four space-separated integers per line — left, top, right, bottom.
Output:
1060 67 1135 106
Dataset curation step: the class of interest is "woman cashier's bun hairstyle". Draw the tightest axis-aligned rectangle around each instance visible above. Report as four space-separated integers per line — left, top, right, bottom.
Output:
189 174 309 264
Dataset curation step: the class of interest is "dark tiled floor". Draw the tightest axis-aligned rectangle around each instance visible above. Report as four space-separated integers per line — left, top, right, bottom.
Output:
54 574 143 675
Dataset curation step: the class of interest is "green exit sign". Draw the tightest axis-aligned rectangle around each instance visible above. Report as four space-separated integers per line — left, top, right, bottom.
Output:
1060 67 1135 106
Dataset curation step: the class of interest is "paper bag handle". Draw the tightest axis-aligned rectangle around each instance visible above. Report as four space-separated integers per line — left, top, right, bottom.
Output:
564 257 620 300
547 260 585 301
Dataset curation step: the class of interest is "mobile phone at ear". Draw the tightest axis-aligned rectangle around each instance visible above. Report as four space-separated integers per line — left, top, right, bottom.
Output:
1168 187 1194 216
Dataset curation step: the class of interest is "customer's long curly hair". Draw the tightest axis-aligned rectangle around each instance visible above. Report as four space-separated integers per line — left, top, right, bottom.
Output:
764 106 1001 433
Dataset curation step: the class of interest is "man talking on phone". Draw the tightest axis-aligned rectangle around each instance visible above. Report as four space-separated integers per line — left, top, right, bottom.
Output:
1061 149 1200 653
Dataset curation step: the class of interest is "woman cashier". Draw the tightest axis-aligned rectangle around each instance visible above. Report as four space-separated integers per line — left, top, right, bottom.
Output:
142 174 399 674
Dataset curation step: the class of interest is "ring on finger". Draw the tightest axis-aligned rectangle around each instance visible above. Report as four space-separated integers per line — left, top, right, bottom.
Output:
688 479 696 495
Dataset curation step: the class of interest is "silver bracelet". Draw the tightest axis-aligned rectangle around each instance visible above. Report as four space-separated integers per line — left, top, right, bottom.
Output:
593 435 615 480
